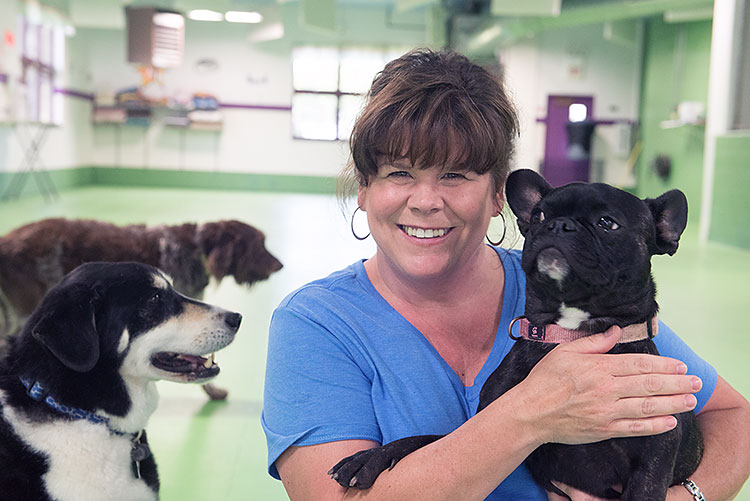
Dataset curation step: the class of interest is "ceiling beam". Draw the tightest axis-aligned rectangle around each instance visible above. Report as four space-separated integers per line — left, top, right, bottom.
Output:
462 0 714 54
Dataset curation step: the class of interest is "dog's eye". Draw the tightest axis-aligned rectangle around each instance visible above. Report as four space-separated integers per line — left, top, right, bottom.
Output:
149 292 161 303
597 216 620 231
531 208 545 224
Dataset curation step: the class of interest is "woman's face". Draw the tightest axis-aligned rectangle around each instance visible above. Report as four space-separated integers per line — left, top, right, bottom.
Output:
358 158 503 282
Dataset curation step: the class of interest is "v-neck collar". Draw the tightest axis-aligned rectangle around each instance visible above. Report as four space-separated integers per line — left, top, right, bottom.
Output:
353 246 522 403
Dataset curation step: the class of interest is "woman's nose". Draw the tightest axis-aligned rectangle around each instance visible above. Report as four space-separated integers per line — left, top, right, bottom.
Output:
407 180 443 213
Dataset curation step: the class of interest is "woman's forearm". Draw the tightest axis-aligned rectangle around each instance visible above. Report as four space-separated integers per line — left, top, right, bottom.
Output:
343 385 542 501
667 377 750 501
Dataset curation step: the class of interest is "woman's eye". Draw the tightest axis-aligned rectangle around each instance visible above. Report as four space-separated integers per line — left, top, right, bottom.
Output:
531 208 545 224
442 172 467 180
387 170 411 178
597 216 620 231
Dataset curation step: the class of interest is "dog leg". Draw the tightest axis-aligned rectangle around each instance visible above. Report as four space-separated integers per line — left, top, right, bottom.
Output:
619 438 678 501
201 383 228 401
329 435 443 489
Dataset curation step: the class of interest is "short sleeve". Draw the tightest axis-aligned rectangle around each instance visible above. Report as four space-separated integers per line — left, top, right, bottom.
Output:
261 304 382 479
653 320 717 413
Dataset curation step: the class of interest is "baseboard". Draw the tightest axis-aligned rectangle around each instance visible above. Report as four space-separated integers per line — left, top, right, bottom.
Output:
0 166 339 198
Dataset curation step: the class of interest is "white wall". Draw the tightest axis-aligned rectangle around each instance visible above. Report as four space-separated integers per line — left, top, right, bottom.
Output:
1 2 642 184
0 0 90 174
82 4 432 177
499 22 642 186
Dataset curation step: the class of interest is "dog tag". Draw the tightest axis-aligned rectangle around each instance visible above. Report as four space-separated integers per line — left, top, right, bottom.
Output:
528 324 546 341
131 442 151 462
131 439 152 479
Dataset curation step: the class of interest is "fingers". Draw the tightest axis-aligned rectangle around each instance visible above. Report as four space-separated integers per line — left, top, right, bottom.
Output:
611 372 702 398
614 393 698 420
559 326 621 354
608 353 690 377
605 414 679 438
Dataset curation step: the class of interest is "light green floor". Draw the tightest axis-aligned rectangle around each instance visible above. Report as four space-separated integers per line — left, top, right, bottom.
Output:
1 186 748 500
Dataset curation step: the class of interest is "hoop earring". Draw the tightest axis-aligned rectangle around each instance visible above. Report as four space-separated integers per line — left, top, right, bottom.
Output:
485 213 506 246
351 206 370 241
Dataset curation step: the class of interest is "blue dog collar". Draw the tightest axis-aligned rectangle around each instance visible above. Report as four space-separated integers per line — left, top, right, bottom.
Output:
19 377 125 436
19 377 152 479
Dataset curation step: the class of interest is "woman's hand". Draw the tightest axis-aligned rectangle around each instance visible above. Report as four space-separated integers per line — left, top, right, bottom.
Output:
511 325 701 446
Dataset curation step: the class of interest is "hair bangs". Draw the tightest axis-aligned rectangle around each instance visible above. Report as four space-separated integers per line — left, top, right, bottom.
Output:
374 91 499 176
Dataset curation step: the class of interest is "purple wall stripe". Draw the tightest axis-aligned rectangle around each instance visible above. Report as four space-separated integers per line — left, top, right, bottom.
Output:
536 116 637 126
7 81 291 113
219 102 291 112
54 87 95 101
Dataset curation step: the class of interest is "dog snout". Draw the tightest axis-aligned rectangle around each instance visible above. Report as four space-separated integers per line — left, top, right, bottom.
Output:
224 311 242 331
547 218 577 234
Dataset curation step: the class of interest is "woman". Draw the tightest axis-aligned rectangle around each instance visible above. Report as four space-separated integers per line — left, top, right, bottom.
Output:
262 49 750 500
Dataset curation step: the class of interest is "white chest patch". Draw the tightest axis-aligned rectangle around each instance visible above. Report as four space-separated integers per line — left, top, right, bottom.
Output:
557 304 590 330
0 390 156 501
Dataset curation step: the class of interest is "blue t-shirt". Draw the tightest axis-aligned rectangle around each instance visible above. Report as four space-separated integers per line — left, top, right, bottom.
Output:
262 248 717 499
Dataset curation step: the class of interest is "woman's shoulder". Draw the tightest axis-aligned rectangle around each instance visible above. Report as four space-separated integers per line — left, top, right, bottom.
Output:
276 260 372 312
491 246 524 278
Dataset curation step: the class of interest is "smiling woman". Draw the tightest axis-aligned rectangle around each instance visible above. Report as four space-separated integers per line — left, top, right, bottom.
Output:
261 48 750 501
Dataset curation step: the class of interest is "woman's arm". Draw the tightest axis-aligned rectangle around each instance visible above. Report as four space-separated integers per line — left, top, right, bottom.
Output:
277 383 546 501
276 329 700 500
666 376 750 500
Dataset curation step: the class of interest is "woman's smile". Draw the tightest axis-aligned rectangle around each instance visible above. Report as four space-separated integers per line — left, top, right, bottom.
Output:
398 225 452 240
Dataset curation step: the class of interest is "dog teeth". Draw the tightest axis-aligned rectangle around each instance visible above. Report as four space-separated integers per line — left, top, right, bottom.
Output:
204 353 215 368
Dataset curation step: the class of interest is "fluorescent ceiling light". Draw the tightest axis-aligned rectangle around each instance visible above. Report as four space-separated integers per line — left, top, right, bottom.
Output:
225 11 263 23
153 12 185 29
188 10 223 22
248 22 284 42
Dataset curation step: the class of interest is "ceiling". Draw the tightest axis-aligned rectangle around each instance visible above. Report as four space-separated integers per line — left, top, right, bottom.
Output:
36 0 714 54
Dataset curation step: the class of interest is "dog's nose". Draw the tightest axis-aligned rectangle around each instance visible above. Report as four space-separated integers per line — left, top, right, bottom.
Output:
547 218 577 233
224 312 242 330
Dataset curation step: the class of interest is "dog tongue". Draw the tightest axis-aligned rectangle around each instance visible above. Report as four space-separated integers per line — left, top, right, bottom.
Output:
179 353 216 368
179 354 205 365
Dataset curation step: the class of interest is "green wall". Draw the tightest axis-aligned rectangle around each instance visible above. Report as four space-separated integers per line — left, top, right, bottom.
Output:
636 17 712 225
710 134 750 248
0 167 339 200
638 16 750 250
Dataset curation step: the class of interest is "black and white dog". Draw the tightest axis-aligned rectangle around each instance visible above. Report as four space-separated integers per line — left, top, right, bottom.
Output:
330 170 702 500
0 262 241 500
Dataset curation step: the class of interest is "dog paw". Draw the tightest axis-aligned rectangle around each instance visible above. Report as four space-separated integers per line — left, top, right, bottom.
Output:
328 447 398 489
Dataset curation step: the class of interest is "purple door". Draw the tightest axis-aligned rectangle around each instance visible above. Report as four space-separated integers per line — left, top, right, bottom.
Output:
542 95 594 186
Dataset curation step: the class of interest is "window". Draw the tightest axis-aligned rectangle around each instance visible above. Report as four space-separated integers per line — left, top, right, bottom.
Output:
19 16 65 125
291 46 404 141
568 103 588 123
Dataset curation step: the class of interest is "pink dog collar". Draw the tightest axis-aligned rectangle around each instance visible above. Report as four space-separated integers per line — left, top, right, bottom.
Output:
509 316 658 344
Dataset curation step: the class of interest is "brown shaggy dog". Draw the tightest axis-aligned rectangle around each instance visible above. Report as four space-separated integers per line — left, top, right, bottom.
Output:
0 218 283 399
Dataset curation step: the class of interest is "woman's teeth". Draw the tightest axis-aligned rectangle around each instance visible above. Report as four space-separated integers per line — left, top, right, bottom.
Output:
402 226 447 239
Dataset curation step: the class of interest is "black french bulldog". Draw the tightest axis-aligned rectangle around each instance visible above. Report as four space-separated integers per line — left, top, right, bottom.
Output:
329 169 703 500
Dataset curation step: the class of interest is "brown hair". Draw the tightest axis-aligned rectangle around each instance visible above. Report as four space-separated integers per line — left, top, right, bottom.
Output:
343 48 519 194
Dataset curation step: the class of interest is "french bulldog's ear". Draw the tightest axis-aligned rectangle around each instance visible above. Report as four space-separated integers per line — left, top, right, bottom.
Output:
645 189 688 256
505 169 552 235
30 282 101 372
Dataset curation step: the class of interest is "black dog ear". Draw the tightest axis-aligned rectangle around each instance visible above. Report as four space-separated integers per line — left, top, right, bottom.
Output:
30 282 101 372
505 169 552 235
645 189 688 256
